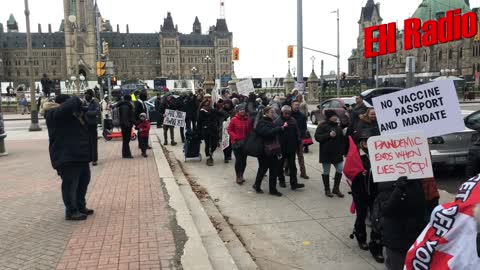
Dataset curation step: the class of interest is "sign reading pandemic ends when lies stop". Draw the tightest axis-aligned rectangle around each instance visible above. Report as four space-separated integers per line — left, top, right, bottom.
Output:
372 80 465 138
367 131 434 182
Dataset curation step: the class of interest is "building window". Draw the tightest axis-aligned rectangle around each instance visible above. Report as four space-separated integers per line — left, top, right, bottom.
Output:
423 51 428 62
438 50 442 61
448 49 453 59
53 69 56 76
460 47 463 58
16 70 20 77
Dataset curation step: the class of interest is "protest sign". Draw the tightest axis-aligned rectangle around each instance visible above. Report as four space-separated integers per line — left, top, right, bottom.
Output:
163 109 186 128
221 120 230 150
237 79 255 96
367 131 433 182
372 80 464 138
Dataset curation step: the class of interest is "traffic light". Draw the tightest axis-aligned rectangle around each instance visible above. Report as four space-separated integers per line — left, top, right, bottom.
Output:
111 76 117 86
233 47 239 61
341 72 346 80
288 45 294 58
96 61 106 77
102 40 109 56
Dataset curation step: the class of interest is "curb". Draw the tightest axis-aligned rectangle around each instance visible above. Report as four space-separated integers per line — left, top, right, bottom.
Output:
151 135 215 270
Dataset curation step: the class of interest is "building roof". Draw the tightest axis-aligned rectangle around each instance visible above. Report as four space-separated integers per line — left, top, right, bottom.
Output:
412 0 471 22
215 19 229 32
179 34 213 47
100 32 159 48
7 14 16 25
359 0 382 22
0 32 65 49
161 12 176 32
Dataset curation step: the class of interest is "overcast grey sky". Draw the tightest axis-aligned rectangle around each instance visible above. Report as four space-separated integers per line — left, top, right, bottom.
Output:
1 0 479 78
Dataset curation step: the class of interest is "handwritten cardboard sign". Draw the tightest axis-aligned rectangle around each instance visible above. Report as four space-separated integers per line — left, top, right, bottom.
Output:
237 79 255 97
367 131 433 182
372 80 464 138
221 120 230 150
163 109 186 128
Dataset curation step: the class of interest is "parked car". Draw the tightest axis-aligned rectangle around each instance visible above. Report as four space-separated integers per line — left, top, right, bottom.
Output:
310 97 356 125
361 87 404 107
310 87 404 125
430 110 476 167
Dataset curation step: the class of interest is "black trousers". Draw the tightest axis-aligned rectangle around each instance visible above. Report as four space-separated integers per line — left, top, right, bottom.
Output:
88 126 98 162
121 125 132 157
186 117 196 131
180 127 185 142
254 156 280 192
233 147 247 177
204 135 218 158
279 152 298 184
352 192 371 242
57 162 91 215
139 137 148 154
224 145 232 160
157 113 163 128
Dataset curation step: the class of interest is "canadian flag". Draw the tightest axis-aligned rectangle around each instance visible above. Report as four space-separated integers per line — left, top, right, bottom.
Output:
342 136 365 214
404 174 480 270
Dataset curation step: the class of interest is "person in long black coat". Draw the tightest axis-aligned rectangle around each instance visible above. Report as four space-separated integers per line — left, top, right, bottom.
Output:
83 89 100 166
274 105 305 190
377 177 426 270
45 95 93 221
466 135 480 178
198 97 225 166
117 95 135 158
314 110 347 198
253 106 286 196
154 93 163 128
349 128 384 263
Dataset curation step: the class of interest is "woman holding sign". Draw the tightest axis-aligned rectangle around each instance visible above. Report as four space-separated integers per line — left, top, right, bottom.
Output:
314 110 347 198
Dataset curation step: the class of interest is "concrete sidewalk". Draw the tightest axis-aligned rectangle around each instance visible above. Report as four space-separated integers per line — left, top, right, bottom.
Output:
162 127 455 270
0 138 181 269
2 113 44 121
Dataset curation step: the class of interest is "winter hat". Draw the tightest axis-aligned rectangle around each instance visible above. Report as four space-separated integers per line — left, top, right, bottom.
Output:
139 113 147 119
324 110 338 120
55 94 71 104
235 104 246 112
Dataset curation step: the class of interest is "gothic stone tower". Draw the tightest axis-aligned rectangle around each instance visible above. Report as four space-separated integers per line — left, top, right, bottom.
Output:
63 0 97 80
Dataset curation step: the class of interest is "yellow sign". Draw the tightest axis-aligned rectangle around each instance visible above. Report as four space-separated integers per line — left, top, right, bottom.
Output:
288 45 294 58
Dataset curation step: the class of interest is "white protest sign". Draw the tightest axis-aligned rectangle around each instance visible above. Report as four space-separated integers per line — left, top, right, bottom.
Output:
372 80 464 138
163 109 186 128
221 120 230 150
237 79 255 96
367 131 433 182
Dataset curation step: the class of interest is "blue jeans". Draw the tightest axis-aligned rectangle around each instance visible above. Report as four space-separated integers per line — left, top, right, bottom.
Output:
322 162 344 176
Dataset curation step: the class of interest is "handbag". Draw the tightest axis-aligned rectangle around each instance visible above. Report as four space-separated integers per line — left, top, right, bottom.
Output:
264 137 281 156
303 131 314 146
244 131 263 157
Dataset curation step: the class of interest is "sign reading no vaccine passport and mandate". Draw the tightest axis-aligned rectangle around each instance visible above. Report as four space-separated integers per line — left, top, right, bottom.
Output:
372 80 464 138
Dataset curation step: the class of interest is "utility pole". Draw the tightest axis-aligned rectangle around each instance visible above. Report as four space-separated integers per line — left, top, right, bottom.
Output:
0 79 7 156
25 0 41 132
320 59 324 103
297 0 304 89
336 9 340 98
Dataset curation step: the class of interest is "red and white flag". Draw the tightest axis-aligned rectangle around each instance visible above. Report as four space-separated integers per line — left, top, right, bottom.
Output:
404 174 480 270
343 136 365 214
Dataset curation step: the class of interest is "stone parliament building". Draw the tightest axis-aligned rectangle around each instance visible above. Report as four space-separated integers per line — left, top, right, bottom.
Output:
0 0 233 87
348 0 480 86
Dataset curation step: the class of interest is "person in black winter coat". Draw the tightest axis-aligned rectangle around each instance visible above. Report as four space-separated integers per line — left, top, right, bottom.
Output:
274 105 305 190
83 89 100 166
45 95 93 221
291 100 309 179
154 93 163 128
116 94 135 158
253 106 286 197
466 138 480 178
355 108 379 142
198 97 225 166
377 177 426 270
133 90 148 125
184 93 198 131
160 95 178 146
349 128 384 263
315 110 347 198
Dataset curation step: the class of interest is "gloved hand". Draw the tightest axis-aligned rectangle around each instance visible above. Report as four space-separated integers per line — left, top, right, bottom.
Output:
396 176 408 189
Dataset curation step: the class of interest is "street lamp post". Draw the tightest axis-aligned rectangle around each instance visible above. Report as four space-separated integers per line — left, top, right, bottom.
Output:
297 0 304 87
191 66 197 91
68 14 79 95
0 57 7 156
205 55 212 80
333 9 340 98
25 0 41 131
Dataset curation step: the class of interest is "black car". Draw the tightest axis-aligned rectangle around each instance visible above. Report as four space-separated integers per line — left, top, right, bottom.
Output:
361 87 404 107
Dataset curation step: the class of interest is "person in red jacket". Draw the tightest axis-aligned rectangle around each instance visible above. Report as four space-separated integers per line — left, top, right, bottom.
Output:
137 113 151 158
227 104 252 184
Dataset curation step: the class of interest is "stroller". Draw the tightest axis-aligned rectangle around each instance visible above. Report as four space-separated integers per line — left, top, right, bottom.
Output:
183 128 202 162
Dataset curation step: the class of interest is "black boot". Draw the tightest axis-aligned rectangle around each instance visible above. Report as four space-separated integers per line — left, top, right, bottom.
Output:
290 177 305 190
332 172 344 198
322 175 334 197
351 230 369 251
369 241 385 263
66 211 87 221
279 177 286 188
